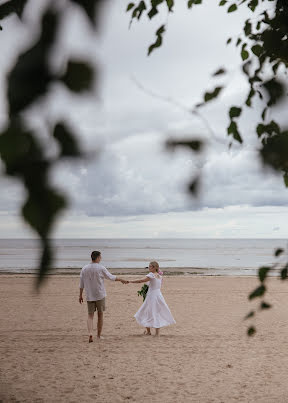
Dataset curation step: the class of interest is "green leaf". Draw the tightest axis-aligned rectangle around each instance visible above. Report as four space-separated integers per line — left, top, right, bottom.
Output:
126 3 135 11
236 38 242 47
274 248 284 257
166 139 203 152
166 0 174 11
260 302 271 310
248 0 258 12
148 24 165 55
227 4 237 12
70 0 100 27
188 177 199 196
53 122 81 157
244 20 251 36
204 86 223 103
241 49 249 61
262 79 284 106
187 0 193 8
281 265 288 280
61 60 94 93
226 37 232 44
244 310 255 320
247 326 256 337
251 45 263 56
0 0 28 22
212 68 226 76
284 173 288 188
248 285 266 300
227 120 243 143
229 106 242 119
219 0 227 5
148 6 158 18
258 266 270 282
7 9 58 116
245 88 255 107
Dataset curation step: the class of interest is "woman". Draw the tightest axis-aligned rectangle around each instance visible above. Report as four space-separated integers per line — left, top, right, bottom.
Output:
128 261 176 337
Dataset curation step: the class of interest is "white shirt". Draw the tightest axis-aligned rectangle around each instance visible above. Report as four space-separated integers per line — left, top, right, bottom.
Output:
79 263 116 301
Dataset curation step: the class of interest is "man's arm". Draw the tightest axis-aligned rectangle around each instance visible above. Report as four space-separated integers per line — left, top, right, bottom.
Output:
115 276 128 284
102 267 128 284
79 269 84 303
79 288 84 304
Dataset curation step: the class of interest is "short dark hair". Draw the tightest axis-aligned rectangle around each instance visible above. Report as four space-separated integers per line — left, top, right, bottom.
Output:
91 251 101 261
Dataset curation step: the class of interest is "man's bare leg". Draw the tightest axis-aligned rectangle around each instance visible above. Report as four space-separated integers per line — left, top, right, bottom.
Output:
97 311 104 339
155 328 160 337
87 313 94 342
144 327 151 335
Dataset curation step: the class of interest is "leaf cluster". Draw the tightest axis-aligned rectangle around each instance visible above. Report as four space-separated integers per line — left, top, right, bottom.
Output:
0 0 101 287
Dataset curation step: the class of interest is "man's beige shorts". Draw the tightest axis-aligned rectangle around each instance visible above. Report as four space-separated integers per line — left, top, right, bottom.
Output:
87 298 106 314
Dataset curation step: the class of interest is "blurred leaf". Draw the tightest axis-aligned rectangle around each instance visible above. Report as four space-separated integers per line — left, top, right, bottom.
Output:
166 0 174 11
53 122 82 157
244 20 251 36
258 266 270 282
70 0 103 27
228 4 237 12
241 48 249 61
61 60 94 93
274 248 284 257
244 310 255 320
262 79 284 107
227 120 243 143
212 67 226 76
260 131 288 171
188 177 200 196
0 0 27 22
251 44 263 56
219 0 227 5
281 265 288 280
260 301 271 310
247 326 256 336
166 139 203 152
284 173 288 187
7 9 58 116
229 106 242 119
248 285 266 300
204 86 223 103
248 0 258 12
245 88 255 107
148 6 158 18
126 2 135 11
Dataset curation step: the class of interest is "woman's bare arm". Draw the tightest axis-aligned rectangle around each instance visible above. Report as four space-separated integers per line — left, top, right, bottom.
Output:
128 277 149 284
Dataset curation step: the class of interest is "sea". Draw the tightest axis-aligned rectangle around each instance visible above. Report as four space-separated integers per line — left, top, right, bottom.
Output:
0 238 287 276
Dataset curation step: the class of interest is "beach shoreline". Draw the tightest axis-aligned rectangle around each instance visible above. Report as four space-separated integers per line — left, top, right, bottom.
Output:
1 275 288 402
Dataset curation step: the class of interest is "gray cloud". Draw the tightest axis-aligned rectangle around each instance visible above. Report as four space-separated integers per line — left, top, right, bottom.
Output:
0 0 287 223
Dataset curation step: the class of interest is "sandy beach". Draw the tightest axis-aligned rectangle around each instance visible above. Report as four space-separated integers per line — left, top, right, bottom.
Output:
1 274 288 402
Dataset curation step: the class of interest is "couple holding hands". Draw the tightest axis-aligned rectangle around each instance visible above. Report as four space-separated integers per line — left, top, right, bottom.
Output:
79 251 176 342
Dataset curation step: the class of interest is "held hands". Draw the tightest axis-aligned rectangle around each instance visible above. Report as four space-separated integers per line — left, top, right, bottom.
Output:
120 279 129 284
79 296 83 304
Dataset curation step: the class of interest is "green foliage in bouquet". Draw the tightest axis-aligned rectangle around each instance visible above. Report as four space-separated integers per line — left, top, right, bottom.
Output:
137 284 149 301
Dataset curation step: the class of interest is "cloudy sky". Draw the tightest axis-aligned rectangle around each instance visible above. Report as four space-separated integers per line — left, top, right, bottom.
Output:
0 0 288 238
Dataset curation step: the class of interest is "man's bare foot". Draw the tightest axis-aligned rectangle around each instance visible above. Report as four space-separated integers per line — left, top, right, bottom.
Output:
143 330 151 336
89 335 93 343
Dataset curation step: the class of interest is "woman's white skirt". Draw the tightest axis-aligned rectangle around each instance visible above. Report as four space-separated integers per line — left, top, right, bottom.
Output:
134 289 176 328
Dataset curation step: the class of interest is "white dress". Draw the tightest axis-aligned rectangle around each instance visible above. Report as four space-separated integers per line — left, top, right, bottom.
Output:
134 272 176 328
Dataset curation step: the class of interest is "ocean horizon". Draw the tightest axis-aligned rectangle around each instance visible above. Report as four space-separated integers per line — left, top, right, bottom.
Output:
0 238 287 276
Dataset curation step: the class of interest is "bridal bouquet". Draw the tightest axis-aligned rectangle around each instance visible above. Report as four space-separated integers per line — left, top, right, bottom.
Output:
137 284 149 301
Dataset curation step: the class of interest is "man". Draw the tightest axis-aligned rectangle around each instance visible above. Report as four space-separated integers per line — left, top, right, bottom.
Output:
79 250 127 342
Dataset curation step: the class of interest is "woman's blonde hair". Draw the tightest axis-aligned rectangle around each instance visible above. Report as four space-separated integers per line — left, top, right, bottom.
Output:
150 261 159 272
